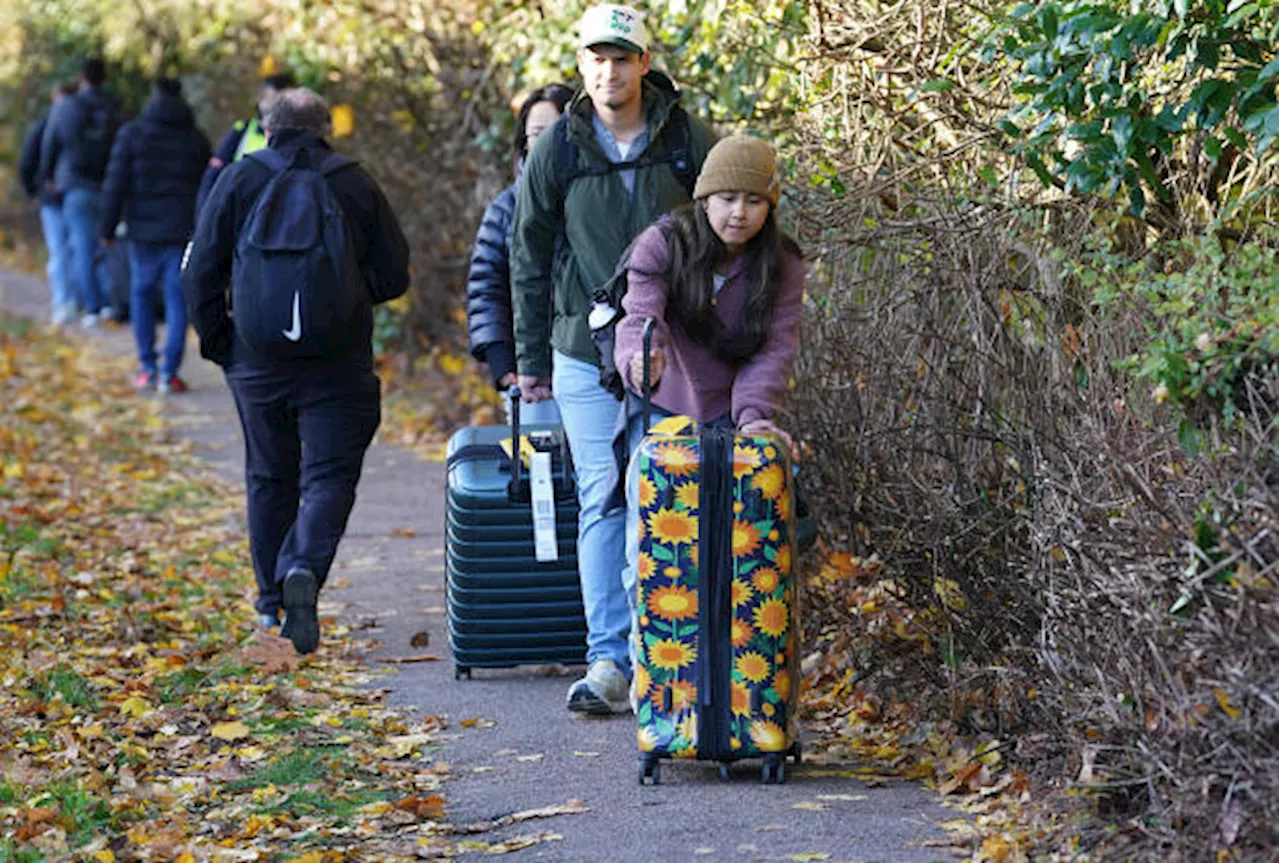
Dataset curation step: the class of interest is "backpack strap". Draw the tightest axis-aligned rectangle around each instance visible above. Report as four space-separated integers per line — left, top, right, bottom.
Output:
246 147 289 173
659 106 696 199
550 114 578 200
554 108 697 200
319 153 358 176
246 149 357 176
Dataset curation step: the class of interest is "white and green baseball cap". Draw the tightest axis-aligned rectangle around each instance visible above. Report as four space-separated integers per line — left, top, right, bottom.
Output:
577 4 649 54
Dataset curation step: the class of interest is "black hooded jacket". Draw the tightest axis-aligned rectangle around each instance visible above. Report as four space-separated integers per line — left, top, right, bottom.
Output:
181 129 410 370
100 89 211 244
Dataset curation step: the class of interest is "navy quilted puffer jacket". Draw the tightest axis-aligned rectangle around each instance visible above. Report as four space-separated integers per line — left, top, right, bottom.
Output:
100 89 211 245
466 184 518 388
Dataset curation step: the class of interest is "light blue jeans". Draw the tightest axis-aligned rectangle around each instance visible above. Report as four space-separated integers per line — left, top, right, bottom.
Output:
62 187 106 315
129 242 187 378
552 350 630 676
39 204 76 319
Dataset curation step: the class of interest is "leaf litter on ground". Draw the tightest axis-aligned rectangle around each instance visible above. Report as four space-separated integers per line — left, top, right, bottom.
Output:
0 319 585 860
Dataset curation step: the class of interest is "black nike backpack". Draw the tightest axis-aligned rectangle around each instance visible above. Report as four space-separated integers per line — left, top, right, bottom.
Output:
233 148 367 360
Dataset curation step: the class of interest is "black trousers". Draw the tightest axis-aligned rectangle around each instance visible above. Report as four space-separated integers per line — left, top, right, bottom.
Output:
226 361 380 616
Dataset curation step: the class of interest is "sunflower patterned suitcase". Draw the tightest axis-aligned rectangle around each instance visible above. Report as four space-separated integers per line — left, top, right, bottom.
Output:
633 419 801 785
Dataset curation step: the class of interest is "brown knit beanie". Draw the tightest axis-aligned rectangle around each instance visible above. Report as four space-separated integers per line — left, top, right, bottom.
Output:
693 135 781 205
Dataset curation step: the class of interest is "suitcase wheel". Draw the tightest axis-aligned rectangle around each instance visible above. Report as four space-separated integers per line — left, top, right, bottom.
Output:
762 754 786 785
718 763 730 782
638 755 661 786
454 665 472 681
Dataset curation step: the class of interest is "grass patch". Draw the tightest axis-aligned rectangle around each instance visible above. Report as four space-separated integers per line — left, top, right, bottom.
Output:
227 747 337 792
36 665 99 711
134 481 213 515
45 782 114 847
155 662 254 704
0 841 45 863
0 782 19 805
262 787 389 819
0 562 44 603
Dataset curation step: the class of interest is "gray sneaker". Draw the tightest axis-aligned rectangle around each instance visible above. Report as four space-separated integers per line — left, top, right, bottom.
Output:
567 659 630 715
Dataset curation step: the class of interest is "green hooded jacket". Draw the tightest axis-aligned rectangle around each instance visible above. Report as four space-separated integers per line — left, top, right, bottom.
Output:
510 81 717 379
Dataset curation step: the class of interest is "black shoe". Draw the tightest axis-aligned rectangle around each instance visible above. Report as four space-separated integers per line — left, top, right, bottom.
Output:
280 567 320 655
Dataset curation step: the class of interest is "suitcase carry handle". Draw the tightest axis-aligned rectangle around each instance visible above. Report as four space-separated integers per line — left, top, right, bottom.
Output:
506 385 575 502
641 317 655 434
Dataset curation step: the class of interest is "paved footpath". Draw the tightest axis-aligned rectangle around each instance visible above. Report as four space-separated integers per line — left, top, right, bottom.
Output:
1 267 954 862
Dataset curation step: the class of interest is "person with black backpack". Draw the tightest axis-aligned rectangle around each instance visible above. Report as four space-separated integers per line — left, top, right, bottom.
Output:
181 88 410 654
510 3 717 716
38 57 120 328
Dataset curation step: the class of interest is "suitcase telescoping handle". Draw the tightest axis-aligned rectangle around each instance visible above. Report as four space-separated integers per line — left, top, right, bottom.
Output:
641 317 655 434
507 384 523 497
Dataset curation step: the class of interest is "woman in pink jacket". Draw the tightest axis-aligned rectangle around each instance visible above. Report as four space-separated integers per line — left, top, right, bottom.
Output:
614 134 805 448
611 136 805 706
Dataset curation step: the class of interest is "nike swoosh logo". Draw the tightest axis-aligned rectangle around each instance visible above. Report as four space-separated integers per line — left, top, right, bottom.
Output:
282 291 302 342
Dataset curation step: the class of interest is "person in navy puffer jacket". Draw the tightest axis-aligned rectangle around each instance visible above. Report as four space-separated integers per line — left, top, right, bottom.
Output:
101 77 211 393
465 83 573 424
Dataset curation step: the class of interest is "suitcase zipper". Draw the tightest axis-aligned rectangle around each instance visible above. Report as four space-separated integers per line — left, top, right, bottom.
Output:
697 427 734 761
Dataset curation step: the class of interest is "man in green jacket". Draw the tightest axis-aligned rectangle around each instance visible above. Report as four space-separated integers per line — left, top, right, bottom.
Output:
511 3 716 715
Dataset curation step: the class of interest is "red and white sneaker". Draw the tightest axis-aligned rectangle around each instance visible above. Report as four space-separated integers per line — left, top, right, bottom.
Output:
134 371 156 390
158 376 189 394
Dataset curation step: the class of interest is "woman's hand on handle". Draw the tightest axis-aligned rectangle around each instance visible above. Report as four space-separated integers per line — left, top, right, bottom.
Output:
738 418 798 462
630 347 666 391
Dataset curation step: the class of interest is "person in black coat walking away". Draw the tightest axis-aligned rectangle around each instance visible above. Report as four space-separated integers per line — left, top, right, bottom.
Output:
20 81 79 325
465 83 573 424
182 88 410 653
38 57 121 328
101 77 211 393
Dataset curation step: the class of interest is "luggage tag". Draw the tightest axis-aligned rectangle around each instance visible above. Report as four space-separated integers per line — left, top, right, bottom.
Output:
498 435 539 468
529 451 558 562
647 415 697 437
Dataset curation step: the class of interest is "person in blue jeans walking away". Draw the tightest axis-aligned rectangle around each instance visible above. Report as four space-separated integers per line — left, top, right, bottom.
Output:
510 3 717 714
20 81 80 325
466 83 573 426
182 88 410 654
38 57 120 328
611 136 805 706
100 77 211 393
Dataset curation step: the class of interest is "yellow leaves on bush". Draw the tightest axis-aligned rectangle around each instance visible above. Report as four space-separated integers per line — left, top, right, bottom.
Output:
438 352 466 375
330 103 355 138
1212 686 1241 720
932 577 966 612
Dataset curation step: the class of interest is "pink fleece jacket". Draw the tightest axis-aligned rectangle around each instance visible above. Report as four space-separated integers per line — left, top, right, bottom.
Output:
614 222 805 425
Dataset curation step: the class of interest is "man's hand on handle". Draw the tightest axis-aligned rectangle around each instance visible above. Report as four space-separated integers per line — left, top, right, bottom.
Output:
516 374 552 403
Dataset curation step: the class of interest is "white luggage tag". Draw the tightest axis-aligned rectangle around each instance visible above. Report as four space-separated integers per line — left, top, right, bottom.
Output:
529 451 558 562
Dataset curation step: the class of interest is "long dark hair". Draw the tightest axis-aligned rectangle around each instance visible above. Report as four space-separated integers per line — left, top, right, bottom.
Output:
644 202 799 365
514 83 575 163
